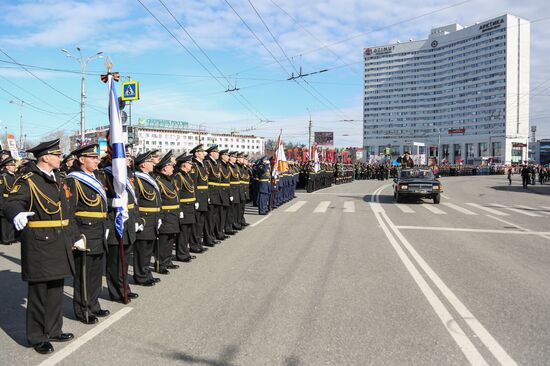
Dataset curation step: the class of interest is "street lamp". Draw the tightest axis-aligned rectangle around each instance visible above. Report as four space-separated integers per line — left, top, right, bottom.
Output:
61 47 103 142
9 100 30 149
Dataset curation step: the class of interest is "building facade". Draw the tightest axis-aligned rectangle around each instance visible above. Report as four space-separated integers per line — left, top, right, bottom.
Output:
72 120 265 158
363 14 530 164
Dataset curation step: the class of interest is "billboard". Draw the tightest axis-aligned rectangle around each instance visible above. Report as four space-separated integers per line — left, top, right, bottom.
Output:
314 132 334 146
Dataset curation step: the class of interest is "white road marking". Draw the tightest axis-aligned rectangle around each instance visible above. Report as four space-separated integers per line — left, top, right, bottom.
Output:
486 215 550 241
442 202 478 215
313 201 331 213
422 204 447 215
395 204 415 213
465 203 509 216
395 226 550 236
441 194 451 199
285 201 307 212
343 201 355 213
491 203 541 217
515 204 550 215
38 307 133 366
250 215 271 227
371 185 517 366
369 187 489 365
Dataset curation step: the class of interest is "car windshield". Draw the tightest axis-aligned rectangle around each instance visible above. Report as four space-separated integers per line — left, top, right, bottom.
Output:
400 169 434 179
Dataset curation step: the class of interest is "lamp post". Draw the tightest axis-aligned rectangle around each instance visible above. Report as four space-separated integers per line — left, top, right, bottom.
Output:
61 48 103 142
9 100 30 148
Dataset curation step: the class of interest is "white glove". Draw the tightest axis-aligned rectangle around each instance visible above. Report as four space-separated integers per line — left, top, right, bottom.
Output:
230 196 234 202
73 239 86 251
105 229 110 240
179 212 184 219
13 212 35 231
208 198 211 204
112 193 128 208
194 202 199 210
157 219 162 229
135 222 144 232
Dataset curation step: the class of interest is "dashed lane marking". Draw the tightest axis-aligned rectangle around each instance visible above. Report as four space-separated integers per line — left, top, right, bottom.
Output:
465 203 509 216
442 202 478 215
343 201 355 213
285 201 307 212
313 201 331 213
422 204 447 215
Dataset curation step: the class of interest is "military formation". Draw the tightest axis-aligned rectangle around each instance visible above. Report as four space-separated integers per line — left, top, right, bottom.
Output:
0 140 315 355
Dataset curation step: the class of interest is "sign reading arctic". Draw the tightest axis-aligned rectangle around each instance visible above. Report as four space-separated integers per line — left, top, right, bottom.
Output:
479 18 505 33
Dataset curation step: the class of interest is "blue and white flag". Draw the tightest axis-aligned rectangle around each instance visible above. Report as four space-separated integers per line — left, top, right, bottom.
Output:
108 74 128 237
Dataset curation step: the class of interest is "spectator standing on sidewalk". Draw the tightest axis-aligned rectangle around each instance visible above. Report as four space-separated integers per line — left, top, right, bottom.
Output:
507 167 512 186
521 165 530 189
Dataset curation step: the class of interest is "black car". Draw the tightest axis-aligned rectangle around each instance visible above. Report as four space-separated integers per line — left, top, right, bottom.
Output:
393 168 443 204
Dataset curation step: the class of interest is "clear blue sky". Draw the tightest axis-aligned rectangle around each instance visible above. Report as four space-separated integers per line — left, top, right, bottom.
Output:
0 0 548 148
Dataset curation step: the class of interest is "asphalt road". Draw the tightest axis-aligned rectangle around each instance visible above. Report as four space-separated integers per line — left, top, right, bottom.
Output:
1 175 549 365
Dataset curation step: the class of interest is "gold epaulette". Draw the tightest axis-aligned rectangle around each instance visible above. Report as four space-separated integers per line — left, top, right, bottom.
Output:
20 172 34 180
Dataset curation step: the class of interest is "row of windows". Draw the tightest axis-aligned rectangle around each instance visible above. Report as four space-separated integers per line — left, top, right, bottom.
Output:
365 27 506 63
365 57 505 84
365 92 505 110
142 133 261 144
142 140 261 150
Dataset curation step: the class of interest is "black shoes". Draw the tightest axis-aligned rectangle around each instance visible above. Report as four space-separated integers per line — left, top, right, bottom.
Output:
93 309 110 317
49 333 74 342
242 222 250 227
79 315 99 325
213 240 221 244
152 277 161 283
127 292 139 299
190 247 208 253
226 230 237 235
33 341 54 354
157 268 170 275
166 264 179 269
110 298 131 304
135 279 156 287
203 242 216 247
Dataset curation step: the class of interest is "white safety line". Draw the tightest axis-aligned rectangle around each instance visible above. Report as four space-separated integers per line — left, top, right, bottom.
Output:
465 203 509 216
38 307 133 366
313 201 331 213
515 205 550 215
422 204 447 215
395 226 550 236
250 215 271 227
285 201 307 212
441 194 451 199
442 202 478 215
343 201 355 213
369 187 488 365
485 215 550 241
395 204 415 213
372 185 517 366
491 203 541 217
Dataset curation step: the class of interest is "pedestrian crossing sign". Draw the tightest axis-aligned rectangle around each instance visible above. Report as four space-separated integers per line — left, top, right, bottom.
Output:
121 81 139 101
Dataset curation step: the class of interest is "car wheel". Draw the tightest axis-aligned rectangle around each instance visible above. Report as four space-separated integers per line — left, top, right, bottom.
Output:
433 194 441 204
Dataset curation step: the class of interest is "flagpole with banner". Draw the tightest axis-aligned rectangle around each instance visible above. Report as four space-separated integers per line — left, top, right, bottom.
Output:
103 59 129 304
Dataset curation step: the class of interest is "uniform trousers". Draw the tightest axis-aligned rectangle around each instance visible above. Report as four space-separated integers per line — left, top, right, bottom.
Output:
219 205 229 237
73 252 103 320
191 211 206 245
106 244 132 301
258 193 270 214
207 204 220 240
27 279 64 345
133 239 155 284
176 224 193 260
231 203 241 229
158 233 177 270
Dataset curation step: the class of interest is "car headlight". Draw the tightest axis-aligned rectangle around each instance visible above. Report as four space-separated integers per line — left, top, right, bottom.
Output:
433 185 440 190
399 184 408 190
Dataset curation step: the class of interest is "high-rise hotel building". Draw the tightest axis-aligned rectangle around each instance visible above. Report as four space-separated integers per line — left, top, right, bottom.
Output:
363 14 530 164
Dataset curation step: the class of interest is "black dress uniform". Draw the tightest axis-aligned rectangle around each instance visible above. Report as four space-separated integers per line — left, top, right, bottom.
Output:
204 146 223 242
173 154 198 259
219 151 234 234
153 151 180 273
189 144 212 246
133 151 162 285
3 139 75 353
100 164 137 303
1 157 17 244
228 152 241 230
65 144 109 324
237 155 249 228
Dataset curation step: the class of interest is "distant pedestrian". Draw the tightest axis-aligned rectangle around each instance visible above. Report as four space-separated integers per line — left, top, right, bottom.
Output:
507 168 512 186
521 165 530 189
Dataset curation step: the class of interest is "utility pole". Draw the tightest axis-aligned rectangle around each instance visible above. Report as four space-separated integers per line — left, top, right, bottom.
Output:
307 108 312 159
61 48 103 142
9 100 29 148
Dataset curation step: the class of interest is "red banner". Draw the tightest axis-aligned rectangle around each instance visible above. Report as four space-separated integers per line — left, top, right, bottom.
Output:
287 148 292 159
321 148 326 162
294 147 299 161
302 147 308 161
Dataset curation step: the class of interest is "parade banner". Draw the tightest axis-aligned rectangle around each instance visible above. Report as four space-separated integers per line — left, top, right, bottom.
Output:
302 147 307 161
294 147 300 161
314 131 334 146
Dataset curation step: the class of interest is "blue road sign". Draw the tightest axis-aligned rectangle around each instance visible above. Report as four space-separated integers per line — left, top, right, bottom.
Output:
121 81 139 101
